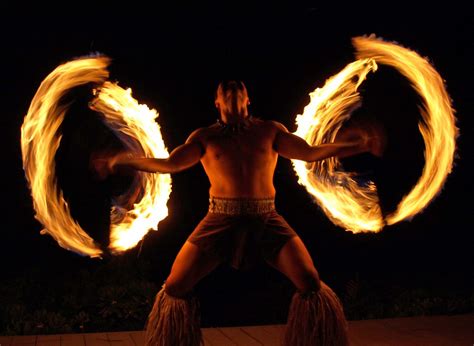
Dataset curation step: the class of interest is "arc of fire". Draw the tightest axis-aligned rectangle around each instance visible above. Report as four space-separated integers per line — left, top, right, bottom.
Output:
292 36 457 232
21 57 172 257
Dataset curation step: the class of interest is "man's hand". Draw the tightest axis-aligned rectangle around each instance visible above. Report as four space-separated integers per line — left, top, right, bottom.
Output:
90 150 133 180
360 121 387 157
336 120 387 158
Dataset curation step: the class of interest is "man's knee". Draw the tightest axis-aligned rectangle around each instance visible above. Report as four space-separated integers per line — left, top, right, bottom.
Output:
164 276 193 298
298 267 321 293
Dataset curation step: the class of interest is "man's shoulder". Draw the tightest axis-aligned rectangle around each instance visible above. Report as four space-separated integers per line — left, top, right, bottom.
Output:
186 123 219 141
261 119 288 132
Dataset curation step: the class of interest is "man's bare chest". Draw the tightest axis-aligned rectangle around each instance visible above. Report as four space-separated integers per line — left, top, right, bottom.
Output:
204 133 274 162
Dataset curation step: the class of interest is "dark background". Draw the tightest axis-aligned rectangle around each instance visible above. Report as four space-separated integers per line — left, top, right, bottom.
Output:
1 3 473 333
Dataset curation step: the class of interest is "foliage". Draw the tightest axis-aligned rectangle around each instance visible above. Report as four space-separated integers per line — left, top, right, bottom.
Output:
1 262 472 335
342 273 474 320
0 259 159 335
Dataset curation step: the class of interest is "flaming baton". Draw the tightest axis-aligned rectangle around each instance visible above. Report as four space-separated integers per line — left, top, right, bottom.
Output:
21 57 171 257
292 36 457 232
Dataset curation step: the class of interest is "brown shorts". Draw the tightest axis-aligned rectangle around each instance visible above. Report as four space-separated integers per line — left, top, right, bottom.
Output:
187 198 298 271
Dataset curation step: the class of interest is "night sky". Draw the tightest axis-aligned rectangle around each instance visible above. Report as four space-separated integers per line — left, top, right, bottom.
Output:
1 4 473 327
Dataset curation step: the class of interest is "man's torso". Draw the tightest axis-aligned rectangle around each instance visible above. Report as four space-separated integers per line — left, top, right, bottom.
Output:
193 118 280 198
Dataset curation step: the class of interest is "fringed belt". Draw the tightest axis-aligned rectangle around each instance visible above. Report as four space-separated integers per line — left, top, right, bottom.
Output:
208 196 275 215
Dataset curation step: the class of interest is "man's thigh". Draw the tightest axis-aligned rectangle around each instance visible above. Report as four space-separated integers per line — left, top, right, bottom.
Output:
165 241 221 296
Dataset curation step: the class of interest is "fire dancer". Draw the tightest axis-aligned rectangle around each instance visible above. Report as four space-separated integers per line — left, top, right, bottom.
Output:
94 80 384 346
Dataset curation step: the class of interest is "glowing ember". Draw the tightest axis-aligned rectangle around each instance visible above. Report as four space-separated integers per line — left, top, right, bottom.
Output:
292 36 457 232
21 57 109 257
21 56 172 257
90 82 171 254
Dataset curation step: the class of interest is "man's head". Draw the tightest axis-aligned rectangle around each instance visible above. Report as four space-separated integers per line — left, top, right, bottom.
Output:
215 80 250 122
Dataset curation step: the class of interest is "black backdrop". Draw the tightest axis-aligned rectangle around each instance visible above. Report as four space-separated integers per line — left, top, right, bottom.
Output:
2 4 473 327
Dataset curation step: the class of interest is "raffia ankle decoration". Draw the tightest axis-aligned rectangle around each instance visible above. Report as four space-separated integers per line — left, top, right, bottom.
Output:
284 281 349 346
145 286 202 346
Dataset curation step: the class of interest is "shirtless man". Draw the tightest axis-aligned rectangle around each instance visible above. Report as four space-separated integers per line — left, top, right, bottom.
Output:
98 80 382 346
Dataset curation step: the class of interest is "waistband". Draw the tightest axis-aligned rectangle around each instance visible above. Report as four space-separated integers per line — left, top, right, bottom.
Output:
208 196 276 215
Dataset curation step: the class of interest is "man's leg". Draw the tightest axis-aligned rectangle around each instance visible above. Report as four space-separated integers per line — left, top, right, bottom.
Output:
267 236 349 346
145 241 221 346
266 236 321 292
165 240 221 297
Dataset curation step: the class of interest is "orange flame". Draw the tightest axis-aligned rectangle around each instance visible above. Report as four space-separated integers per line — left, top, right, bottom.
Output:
353 36 458 226
21 57 110 257
90 82 171 254
293 36 457 232
21 57 172 257
292 59 383 232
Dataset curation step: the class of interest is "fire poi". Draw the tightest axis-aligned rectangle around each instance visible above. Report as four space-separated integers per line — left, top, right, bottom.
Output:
21 36 457 256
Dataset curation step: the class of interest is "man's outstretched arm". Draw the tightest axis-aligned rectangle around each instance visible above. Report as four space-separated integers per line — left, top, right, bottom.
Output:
272 122 372 162
94 129 204 176
115 142 202 173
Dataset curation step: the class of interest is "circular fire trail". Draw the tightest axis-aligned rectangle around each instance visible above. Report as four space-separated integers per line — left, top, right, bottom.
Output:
21 36 457 257
21 57 171 257
292 36 457 232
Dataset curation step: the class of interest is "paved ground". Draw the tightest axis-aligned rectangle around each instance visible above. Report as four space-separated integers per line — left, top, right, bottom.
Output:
0 313 472 345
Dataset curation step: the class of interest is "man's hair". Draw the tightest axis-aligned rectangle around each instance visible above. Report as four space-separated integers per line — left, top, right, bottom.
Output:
215 80 247 99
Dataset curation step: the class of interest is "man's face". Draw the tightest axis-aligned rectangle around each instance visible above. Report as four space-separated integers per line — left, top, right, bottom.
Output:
215 81 249 115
